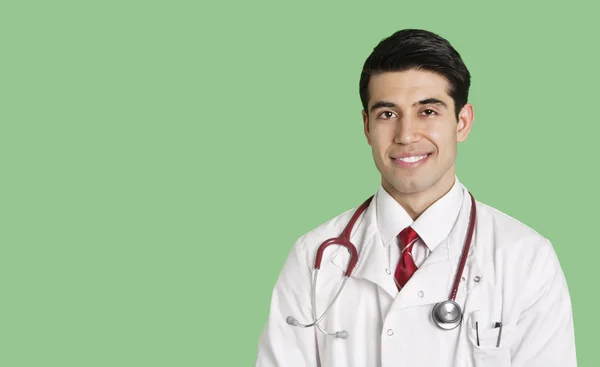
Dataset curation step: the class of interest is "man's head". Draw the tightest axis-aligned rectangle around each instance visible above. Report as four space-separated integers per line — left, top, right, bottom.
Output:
359 29 474 208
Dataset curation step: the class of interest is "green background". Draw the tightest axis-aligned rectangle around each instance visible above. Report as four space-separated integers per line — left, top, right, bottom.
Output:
1 0 596 365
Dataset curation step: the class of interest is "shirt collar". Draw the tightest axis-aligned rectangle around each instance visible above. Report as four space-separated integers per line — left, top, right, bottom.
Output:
376 176 464 252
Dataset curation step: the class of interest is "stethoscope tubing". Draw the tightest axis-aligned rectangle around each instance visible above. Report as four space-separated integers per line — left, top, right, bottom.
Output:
449 192 476 301
293 270 348 328
287 191 476 336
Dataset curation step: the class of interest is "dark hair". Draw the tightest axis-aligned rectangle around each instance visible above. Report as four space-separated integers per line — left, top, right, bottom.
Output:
359 29 471 120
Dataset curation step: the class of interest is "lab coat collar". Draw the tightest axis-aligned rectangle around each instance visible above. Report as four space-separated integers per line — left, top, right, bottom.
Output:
331 181 483 303
377 176 464 252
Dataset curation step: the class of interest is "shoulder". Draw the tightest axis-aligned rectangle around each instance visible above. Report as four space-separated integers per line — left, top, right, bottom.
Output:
472 198 564 285
296 199 375 266
475 199 552 253
473 198 565 296
296 206 359 252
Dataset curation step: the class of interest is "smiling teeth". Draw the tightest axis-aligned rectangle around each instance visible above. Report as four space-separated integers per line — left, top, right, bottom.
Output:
398 154 428 163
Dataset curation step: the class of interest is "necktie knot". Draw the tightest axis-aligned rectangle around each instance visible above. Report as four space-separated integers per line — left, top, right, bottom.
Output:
398 226 419 251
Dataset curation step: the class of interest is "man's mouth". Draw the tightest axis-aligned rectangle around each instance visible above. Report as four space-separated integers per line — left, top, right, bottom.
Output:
391 153 432 167
396 154 429 163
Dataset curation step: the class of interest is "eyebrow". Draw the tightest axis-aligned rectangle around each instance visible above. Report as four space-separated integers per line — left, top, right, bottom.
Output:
369 98 448 112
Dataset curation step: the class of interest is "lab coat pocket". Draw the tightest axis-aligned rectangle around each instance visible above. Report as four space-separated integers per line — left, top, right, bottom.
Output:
467 322 515 367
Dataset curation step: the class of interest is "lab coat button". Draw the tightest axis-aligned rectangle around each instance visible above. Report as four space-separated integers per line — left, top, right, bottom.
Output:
417 290 424 298
387 329 394 336
474 276 481 283
385 268 391 274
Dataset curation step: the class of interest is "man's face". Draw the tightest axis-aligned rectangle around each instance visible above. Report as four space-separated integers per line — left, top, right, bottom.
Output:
362 69 473 199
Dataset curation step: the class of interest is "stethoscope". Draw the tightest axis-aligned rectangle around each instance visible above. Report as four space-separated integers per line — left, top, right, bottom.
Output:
286 191 477 339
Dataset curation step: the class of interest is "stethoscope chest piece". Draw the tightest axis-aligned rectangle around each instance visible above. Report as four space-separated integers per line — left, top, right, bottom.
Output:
432 300 463 330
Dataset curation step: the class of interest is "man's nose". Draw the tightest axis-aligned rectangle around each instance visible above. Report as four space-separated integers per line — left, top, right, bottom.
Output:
394 118 421 144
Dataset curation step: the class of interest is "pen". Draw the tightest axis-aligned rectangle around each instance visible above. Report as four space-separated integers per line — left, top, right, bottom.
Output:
472 311 480 346
495 322 503 347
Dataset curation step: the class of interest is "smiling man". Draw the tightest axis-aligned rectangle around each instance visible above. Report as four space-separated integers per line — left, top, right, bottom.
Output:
363 69 468 221
256 29 577 367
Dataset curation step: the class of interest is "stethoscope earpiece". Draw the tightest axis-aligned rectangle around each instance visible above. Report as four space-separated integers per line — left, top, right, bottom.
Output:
335 330 349 339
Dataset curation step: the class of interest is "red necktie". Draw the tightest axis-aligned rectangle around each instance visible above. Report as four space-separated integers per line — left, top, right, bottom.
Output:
394 226 419 290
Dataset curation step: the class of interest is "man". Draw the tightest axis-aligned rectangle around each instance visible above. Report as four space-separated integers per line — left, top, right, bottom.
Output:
255 29 576 367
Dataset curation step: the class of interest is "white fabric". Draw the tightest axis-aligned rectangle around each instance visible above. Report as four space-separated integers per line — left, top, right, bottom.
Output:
377 176 463 270
256 180 577 367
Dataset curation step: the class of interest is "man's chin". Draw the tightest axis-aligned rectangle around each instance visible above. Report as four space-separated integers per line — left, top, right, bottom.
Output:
383 178 430 196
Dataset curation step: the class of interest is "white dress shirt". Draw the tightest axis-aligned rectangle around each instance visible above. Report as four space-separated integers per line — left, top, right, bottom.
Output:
377 176 464 272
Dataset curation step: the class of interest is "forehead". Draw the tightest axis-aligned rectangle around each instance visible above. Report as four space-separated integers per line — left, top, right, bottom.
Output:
368 69 452 107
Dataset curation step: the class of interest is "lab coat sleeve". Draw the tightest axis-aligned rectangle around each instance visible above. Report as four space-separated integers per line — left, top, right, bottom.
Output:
255 235 319 367
511 238 577 367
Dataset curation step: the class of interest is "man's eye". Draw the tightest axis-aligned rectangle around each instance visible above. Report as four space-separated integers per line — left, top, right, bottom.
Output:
378 111 397 119
421 109 437 116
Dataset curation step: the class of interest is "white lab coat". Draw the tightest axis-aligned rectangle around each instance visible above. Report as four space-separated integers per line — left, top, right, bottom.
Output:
256 183 577 366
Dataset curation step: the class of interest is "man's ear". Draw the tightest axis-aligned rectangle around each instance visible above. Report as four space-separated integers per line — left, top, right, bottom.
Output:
456 103 474 142
362 110 371 146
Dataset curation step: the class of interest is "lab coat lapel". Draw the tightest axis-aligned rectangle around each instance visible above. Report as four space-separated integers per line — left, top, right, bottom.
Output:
457 203 486 299
389 239 453 310
331 195 398 298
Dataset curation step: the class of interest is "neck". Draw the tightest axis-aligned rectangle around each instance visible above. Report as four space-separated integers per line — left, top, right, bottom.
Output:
384 174 456 221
